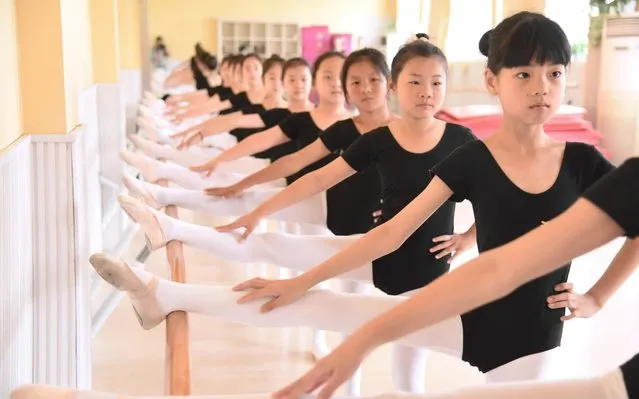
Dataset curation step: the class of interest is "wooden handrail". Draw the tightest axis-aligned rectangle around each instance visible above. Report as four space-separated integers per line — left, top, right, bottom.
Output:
159 179 192 395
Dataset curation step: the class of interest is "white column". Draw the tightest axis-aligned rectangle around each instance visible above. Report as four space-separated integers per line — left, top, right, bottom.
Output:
0 137 35 399
30 127 93 389
88 83 132 255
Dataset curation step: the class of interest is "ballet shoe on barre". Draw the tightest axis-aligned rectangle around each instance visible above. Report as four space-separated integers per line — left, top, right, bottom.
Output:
89 253 165 330
138 115 176 146
119 149 160 183
128 133 161 159
136 116 160 142
117 195 168 250
122 173 162 210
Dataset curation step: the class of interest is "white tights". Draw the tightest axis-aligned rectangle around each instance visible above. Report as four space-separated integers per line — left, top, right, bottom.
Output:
142 209 564 387
131 133 238 167
152 209 367 278
130 154 280 190
130 265 575 385
146 183 327 226
11 369 630 398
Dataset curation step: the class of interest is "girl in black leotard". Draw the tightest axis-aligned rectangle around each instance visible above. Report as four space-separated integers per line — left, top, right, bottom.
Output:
186 51 351 178
269 157 639 399
165 53 268 123
122 59 316 190
241 11 634 390
122 49 389 396
162 54 235 106
111 39 476 395
174 57 314 153
206 48 392 236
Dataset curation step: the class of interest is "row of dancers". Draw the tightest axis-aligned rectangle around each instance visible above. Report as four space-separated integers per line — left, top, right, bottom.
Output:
12 11 639 399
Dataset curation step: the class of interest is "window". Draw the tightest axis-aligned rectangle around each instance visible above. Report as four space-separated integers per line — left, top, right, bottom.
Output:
396 0 424 34
444 0 494 61
545 0 591 59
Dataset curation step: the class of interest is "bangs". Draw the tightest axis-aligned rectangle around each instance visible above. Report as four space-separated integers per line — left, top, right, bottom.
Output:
500 18 571 68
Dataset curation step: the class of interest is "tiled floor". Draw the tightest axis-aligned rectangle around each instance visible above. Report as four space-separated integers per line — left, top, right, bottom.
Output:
91 201 639 396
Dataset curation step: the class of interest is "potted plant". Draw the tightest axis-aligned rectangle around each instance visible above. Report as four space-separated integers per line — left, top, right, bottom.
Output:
588 0 634 47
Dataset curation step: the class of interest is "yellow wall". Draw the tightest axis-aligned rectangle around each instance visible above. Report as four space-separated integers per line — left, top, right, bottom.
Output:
118 0 142 69
60 0 93 129
14 0 67 134
0 0 22 151
91 0 120 83
146 0 391 59
14 0 93 134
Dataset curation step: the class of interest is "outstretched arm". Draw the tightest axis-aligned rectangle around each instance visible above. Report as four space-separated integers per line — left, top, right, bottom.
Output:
190 125 290 174
216 153 356 238
297 177 454 287
351 198 628 350
200 112 266 137
274 198 629 399
208 138 333 198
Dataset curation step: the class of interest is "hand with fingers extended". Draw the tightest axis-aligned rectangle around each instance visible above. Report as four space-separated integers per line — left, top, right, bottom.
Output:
169 130 193 142
271 335 370 399
189 157 219 177
178 131 204 150
232 275 313 313
429 229 475 263
204 180 249 199
547 282 601 321
215 211 263 242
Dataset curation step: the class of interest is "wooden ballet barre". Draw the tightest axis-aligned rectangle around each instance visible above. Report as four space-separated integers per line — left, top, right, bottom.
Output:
158 178 192 395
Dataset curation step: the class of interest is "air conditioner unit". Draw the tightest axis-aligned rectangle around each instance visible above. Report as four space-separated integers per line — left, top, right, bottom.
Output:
596 13 639 163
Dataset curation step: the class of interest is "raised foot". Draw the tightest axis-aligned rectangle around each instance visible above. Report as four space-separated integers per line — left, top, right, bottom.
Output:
89 252 165 330
117 194 168 250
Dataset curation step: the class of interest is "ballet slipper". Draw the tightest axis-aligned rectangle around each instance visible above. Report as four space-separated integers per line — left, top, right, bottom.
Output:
128 133 162 159
138 116 176 146
117 195 168 250
89 253 165 330
137 116 160 143
119 149 160 183
122 173 162 210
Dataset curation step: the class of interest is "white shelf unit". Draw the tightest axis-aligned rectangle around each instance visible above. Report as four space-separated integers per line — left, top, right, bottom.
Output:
217 20 301 60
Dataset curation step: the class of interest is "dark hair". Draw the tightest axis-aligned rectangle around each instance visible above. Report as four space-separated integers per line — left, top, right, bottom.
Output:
262 54 285 77
230 54 244 72
340 48 389 94
390 33 447 82
241 53 263 66
220 54 234 67
480 12 571 74
311 51 346 80
282 57 311 78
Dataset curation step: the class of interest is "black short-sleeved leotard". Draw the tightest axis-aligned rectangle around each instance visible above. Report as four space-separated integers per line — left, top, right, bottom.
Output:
232 107 291 142
219 92 255 116
316 119 382 235
207 85 234 101
583 157 639 238
280 112 336 184
341 123 477 295
431 140 615 373
585 159 639 398
233 108 299 163
621 352 639 399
